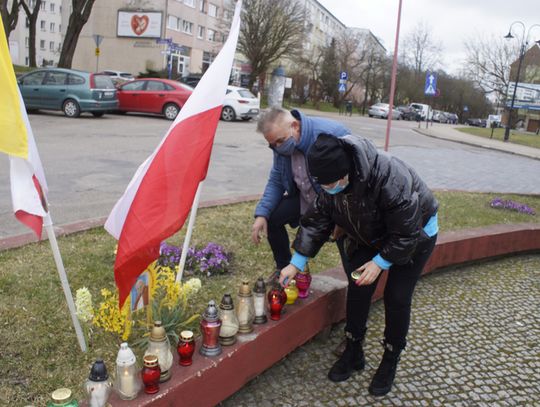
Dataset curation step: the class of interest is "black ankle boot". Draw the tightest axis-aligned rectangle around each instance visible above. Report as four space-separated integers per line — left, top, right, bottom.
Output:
328 334 365 382
368 340 402 396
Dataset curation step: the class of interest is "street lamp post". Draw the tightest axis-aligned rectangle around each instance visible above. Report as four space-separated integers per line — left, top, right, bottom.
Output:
503 21 540 142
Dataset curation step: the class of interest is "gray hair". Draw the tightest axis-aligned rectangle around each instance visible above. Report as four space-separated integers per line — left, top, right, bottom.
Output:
256 107 291 134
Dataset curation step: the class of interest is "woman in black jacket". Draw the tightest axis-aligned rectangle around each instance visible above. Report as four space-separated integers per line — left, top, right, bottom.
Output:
279 134 439 396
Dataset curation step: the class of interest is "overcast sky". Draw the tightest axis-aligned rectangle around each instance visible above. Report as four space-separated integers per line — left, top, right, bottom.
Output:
317 0 540 75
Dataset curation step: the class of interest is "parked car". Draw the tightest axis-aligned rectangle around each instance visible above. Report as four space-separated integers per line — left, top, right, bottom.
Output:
446 113 459 124
433 110 449 123
410 103 433 121
221 86 260 121
179 74 203 88
368 103 401 119
397 105 419 121
466 118 486 127
99 70 135 85
116 78 193 120
17 68 117 118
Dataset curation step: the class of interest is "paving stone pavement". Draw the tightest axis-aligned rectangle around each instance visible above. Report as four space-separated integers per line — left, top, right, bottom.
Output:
221 255 540 406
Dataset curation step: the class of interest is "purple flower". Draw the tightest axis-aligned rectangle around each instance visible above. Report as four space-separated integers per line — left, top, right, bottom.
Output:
490 198 536 215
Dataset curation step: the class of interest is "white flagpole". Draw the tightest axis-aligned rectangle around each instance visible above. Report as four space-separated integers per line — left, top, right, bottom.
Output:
43 213 87 352
175 181 204 284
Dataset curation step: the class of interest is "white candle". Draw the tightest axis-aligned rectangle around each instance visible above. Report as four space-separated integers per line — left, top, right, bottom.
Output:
119 368 135 397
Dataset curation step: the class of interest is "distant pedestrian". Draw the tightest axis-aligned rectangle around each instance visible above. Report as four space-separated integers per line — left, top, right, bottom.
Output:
279 134 439 396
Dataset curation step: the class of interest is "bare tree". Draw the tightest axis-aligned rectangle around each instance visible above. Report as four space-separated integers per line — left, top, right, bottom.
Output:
58 0 96 68
1 0 19 41
401 21 443 75
20 0 41 67
297 47 324 107
236 0 305 89
464 35 520 104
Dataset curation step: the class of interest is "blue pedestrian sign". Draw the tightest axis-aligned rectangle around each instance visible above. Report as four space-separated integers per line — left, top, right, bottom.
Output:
338 82 346 93
424 72 437 96
463 105 469 112
340 71 348 81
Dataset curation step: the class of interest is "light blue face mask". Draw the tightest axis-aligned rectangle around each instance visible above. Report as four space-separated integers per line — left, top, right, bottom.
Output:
323 182 348 195
272 136 297 156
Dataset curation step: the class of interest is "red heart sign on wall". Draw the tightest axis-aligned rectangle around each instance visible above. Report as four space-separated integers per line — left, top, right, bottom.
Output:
131 15 149 36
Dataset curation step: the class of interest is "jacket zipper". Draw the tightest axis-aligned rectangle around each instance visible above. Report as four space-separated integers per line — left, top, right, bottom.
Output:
342 195 372 248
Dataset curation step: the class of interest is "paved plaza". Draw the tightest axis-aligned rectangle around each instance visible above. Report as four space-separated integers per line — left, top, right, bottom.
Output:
222 254 540 406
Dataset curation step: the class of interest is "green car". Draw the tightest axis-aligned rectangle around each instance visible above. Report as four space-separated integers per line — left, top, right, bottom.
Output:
17 68 118 118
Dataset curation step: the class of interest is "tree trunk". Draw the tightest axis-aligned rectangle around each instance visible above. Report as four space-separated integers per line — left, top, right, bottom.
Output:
20 0 41 67
1 0 19 41
58 0 96 68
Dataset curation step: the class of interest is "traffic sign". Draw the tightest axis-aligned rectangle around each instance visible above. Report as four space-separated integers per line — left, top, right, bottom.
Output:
338 82 346 93
95 47 100 56
156 38 172 45
92 34 103 47
463 105 469 112
424 72 437 96
340 71 348 81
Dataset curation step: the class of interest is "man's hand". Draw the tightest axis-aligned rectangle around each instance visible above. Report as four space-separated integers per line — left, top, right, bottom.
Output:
251 216 268 244
354 260 383 286
279 264 299 288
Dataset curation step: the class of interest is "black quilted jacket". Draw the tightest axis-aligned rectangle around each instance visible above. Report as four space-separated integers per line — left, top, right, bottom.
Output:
293 134 439 265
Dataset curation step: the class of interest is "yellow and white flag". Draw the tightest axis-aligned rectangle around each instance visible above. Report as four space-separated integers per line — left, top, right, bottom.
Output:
0 18 48 238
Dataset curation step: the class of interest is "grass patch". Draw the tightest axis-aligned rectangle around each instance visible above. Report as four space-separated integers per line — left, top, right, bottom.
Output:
456 127 540 149
0 191 539 405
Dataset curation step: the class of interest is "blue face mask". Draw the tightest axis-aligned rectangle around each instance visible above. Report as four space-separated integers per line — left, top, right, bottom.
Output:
323 182 348 195
272 136 297 156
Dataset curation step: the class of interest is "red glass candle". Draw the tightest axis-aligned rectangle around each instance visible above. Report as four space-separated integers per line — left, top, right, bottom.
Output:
267 285 287 321
177 330 196 366
295 271 312 299
200 300 222 357
141 355 161 394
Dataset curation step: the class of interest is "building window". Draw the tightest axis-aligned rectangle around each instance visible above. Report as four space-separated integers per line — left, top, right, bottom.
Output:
49 41 55 50
207 28 216 42
50 22 55 32
182 20 193 34
25 57 29 66
197 25 204 39
40 40 45 49
167 15 179 30
40 1 46 10
25 18 29 28
202 51 214 72
184 0 195 7
199 0 206 12
59 24 61 33
25 37 29 48
50 2 55 12
40 20 46 31
208 3 217 17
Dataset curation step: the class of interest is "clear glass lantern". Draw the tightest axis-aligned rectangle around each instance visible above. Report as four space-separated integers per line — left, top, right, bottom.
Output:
114 342 142 400
253 277 268 324
144 321 173 382
218 293 240 345
236 280 255 333
84 359 112 407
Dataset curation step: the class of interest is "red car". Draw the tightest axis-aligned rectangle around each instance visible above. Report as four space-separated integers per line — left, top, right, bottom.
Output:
116 78 193 120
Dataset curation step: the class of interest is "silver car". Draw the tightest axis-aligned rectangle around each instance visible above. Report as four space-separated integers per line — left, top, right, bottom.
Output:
368 103 401 119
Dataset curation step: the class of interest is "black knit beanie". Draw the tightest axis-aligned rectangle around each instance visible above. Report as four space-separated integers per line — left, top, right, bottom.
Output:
308 134 351 184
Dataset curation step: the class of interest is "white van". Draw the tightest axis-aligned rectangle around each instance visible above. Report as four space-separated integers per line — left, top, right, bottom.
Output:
410 103 433 121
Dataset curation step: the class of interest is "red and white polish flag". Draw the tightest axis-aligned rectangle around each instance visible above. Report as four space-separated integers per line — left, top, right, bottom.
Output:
105 1 242 306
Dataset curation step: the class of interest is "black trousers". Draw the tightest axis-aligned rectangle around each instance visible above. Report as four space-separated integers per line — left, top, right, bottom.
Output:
337 234 437 350
267 195 300 269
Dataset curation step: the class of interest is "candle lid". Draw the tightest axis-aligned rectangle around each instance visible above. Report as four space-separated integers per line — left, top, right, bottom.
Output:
219 294 234 310
253 277 266 293
351 270 361 280
89 359 109 381
203 300 219 322
288 279 297 287
238 280 252 296
51 388 72 402
180 330 194 341
150 320 167 342
116 342 136 366
143 354 159 367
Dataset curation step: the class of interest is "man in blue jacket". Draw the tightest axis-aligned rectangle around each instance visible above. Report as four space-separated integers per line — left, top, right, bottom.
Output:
251 107 350 282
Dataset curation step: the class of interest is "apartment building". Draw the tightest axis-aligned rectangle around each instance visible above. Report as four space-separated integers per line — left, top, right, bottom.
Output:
8 0 65 67
301 0 346 53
